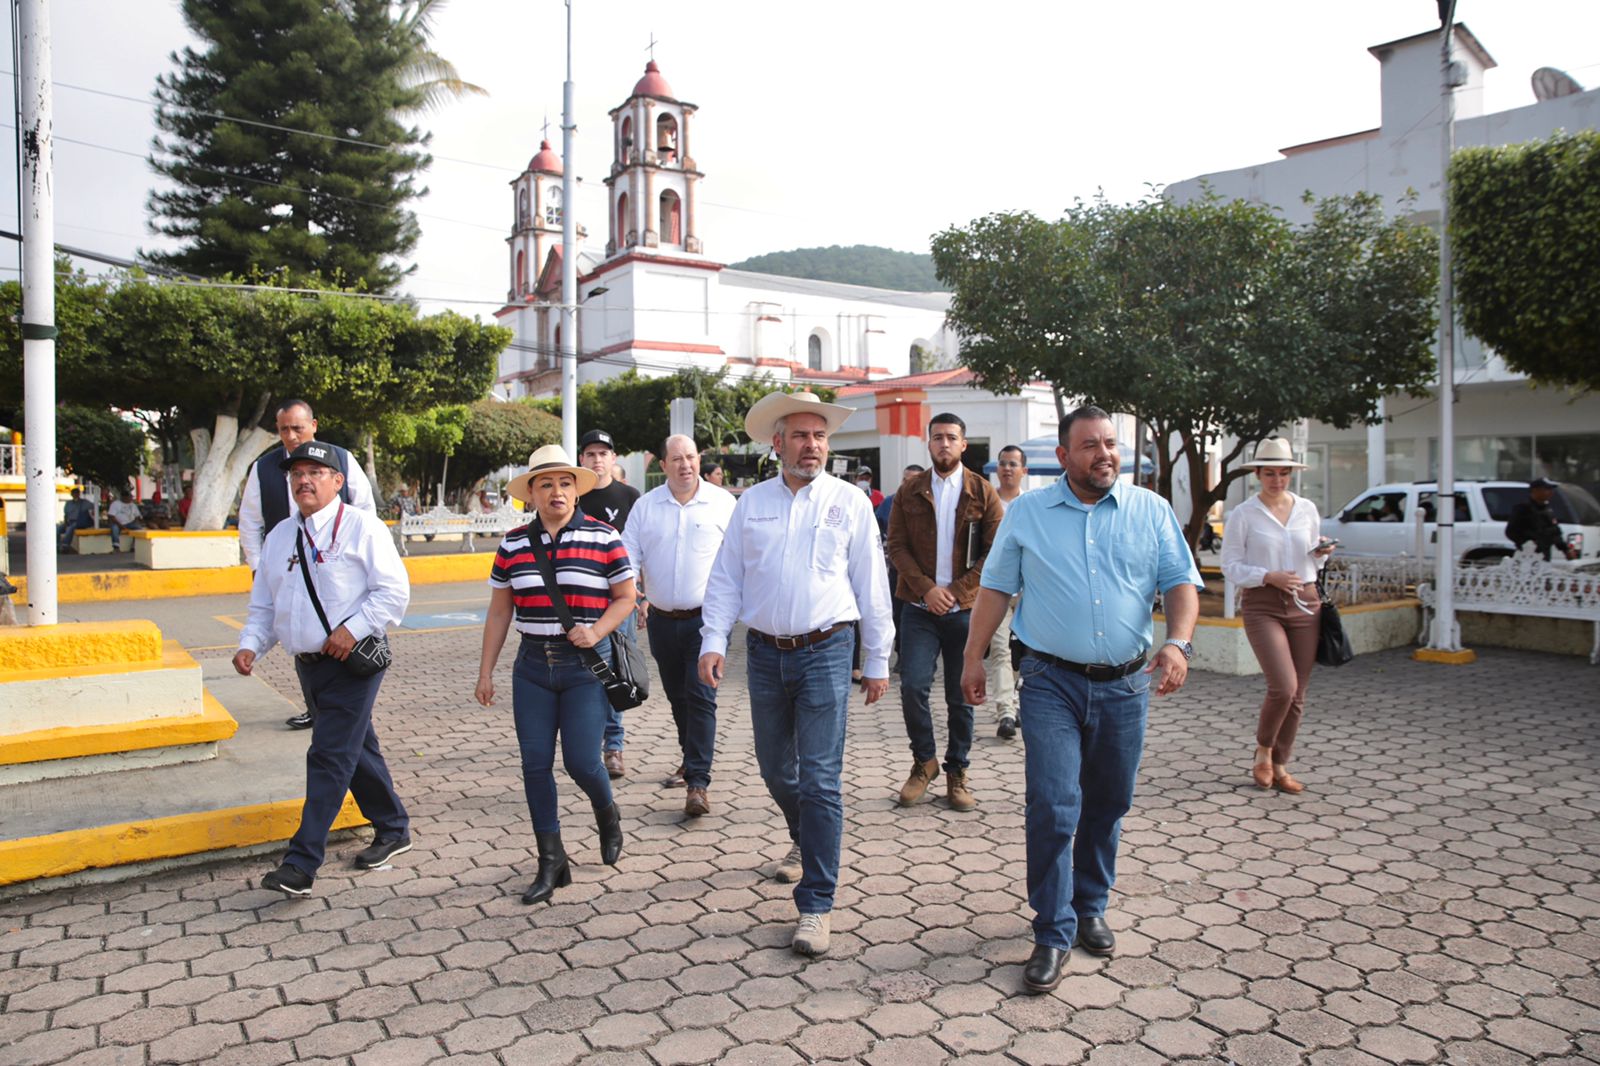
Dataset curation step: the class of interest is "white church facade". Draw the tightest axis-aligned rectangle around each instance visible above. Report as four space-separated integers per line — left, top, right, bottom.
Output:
492 62 962 403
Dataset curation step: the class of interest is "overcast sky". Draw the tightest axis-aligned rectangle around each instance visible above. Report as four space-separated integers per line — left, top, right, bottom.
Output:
4 1 1598 320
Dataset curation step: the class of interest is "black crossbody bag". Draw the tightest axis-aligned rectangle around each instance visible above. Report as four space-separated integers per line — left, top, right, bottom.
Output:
295 528 393 677
527 530 647 711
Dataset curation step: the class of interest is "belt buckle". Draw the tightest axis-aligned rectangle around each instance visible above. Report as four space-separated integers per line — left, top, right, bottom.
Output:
774 634 801 651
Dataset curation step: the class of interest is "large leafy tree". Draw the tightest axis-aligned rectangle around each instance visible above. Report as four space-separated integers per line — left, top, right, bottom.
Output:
1450 130 1600 392
146 0 435 292
932 192 1438 548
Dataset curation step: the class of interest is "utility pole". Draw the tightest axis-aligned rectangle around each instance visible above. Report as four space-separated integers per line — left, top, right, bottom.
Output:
560 0 579 459
20 0 57 625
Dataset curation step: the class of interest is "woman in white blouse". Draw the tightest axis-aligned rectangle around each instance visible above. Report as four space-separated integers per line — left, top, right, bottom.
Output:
1221 438 1336 794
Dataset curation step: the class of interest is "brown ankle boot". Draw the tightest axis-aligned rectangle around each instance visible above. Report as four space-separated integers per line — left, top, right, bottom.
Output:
946 768 976 812
898 758 939 806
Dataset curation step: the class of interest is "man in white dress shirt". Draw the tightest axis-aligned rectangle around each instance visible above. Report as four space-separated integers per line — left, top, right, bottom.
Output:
621 435 737 817
699 391 894 958
238 399 376 729
989 445 1027 739
234 441 412 898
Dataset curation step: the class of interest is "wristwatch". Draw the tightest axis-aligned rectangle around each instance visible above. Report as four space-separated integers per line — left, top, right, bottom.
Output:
1163 638 1193 661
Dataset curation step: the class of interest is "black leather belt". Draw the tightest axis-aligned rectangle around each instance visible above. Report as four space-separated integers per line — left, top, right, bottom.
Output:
651 605 703 620
1024 647 1146 682
751 621 852 651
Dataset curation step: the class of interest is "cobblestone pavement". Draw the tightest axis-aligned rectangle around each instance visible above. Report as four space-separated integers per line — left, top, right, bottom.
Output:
3 632 1598 1065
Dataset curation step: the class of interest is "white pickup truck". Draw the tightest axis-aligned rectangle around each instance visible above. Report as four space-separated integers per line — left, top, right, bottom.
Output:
1321 480 1600 565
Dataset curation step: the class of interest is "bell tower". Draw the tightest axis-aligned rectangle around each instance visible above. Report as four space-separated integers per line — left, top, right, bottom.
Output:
603 60 703 258
506 137 571 302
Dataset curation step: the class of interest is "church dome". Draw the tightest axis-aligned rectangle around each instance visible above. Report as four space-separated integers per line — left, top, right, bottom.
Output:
527 140 562 175
632 61 675 99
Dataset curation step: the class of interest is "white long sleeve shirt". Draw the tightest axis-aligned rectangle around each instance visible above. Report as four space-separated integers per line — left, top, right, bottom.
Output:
619 478 737 611
238 497 409 658
239 448 376 570
700 471 895 677
930 465 962 589
1220 493 1328 588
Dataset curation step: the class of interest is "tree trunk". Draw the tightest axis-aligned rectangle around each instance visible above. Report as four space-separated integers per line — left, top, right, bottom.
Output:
185 395 276 530
364 431 379 496
1180 428 1212 550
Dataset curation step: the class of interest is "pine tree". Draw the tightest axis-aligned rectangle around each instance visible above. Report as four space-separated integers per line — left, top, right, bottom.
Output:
146 0 433 293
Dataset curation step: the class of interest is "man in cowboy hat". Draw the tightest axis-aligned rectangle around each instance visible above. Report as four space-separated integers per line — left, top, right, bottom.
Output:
234 441 413 898
699 390 894 958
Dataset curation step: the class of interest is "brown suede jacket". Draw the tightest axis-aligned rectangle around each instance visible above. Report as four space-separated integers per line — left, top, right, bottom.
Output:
885 465 1005 609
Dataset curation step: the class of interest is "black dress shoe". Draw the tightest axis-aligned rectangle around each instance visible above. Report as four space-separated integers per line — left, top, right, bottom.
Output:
1076 915 1116 956
285 710 314 730
997 715 1018 739
1023 944 1068 994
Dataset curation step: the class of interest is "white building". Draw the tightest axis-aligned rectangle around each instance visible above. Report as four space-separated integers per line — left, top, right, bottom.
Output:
1168 26 1600 515
492 61 961 404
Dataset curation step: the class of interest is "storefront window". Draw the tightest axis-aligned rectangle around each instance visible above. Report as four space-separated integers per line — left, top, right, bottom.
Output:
1429 436 1534 481
1534 433 1600 499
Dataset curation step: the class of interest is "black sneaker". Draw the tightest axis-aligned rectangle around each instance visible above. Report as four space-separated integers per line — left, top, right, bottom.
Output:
353 835 413 870
285 711 314 730
0 575 16 596
261 864 314 897
997 716 1018 740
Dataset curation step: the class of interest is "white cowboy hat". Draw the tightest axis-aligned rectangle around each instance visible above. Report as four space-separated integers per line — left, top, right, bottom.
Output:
506 444 598 503
1241 437 1307 469
744 390 853 442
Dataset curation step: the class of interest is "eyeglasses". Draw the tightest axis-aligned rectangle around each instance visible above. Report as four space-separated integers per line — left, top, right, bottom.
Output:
289 469 334 482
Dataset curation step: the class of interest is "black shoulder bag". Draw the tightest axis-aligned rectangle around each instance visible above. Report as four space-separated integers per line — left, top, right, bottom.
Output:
1313 570 1354 668
527 529 647 711
295 526 393 677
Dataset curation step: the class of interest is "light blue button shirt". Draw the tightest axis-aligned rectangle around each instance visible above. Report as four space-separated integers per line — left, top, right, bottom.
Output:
980 476 1203 665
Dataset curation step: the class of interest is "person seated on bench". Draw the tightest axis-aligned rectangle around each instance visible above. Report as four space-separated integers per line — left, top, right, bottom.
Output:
108 490 145 549
57 487 94 550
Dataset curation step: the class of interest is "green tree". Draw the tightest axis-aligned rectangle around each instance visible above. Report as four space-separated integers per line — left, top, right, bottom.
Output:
1450 130 1600 392
50 406 148 494
932 192 1438 548
449 398 561 491
146 0 434 292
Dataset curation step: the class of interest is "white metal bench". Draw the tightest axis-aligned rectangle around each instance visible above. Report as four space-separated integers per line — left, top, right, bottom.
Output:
394 504 524 555
1418 545 1600 663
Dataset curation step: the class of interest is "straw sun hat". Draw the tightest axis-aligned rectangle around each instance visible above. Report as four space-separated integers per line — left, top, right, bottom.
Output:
1240 437 1307 470
743 390 853 442
506 444 598 503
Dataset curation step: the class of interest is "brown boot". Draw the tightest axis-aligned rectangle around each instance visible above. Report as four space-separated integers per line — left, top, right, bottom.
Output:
946 768 976 812
898 758 940 807
684 787 710 817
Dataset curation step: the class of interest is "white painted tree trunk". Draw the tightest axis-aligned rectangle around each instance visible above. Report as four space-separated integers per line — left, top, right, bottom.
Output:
185 414 278 531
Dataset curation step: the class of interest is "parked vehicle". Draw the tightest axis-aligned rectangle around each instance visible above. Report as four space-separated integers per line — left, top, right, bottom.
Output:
1321 480 1600 565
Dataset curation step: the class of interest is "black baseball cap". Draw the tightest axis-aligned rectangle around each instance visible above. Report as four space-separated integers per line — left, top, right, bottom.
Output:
280 441 340 472
578 429 615 452
1530 476 1559 490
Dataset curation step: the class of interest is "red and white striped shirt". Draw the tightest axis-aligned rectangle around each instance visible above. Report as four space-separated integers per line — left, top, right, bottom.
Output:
488 515 633 637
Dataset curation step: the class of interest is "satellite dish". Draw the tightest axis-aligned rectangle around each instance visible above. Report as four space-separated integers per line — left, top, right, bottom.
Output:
1532 66 1584 101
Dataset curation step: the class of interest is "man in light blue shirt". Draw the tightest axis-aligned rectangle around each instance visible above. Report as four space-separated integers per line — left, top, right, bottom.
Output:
961 405 1201 995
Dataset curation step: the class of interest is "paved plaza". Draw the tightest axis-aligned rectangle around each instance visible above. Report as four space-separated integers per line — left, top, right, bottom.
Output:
2 611 1598 1065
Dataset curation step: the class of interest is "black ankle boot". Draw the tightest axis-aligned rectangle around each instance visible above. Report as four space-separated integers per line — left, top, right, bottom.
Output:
522 831 570 905
594 802 622 866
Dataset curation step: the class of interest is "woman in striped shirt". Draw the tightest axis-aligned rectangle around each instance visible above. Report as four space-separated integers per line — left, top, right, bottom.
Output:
476 446 638 904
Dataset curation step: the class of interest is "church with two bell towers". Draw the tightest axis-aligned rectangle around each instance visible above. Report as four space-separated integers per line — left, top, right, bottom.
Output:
492 59 959 401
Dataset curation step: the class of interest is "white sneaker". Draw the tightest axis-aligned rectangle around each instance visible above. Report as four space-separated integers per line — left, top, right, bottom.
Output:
793 912 831 957
774 842 803 883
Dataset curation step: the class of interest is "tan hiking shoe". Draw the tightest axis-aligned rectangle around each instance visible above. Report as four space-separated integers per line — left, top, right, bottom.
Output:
775 842 803 883
792 912 831 956
684 787 710 817
898 758 940 806
947 768 976 812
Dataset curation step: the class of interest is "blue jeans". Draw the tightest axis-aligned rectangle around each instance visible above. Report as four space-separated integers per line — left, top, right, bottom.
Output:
602 611 636 752
512 635 615 833
646 611 718 788
745 624 853 914
898 605 975 772
1018 652 1150 950
285 657 409 876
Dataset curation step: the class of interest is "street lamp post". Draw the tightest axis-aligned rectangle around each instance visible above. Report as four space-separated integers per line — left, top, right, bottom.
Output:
20 0 57 625
560 0 579 459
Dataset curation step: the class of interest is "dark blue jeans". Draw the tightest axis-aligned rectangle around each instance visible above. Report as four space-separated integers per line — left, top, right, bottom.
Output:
646 611 717 788
1018 652 1150 951
285 656 409 877
745 624 852 915
512 635 615 833
602 611 635 752
898 605 975 772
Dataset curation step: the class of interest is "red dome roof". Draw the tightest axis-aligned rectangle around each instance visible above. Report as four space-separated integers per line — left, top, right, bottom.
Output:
527 139 562 175
632 61 675 100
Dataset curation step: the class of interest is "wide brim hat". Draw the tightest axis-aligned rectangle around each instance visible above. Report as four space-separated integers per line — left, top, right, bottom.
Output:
506 444 598 503
1241 436 1307 469
744 390 853 442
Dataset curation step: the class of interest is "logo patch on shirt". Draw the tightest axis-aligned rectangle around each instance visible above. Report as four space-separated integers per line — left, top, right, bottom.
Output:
824 505 844 528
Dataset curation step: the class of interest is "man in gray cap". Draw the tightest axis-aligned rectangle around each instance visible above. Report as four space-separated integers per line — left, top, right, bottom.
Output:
1505 477 1578 561
578 427 642 776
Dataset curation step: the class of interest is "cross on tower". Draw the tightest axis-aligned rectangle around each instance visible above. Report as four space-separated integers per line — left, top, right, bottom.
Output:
646 33 659 62
541 114 551 141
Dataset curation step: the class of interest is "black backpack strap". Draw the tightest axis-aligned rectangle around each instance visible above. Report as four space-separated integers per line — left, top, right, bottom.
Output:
527 526 618 683
296 529 334 637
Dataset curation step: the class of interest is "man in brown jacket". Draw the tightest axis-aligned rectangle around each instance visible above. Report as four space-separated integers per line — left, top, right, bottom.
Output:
887 413 1006 811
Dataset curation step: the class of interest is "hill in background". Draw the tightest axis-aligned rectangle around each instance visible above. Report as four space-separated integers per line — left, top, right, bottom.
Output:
730 244 946 292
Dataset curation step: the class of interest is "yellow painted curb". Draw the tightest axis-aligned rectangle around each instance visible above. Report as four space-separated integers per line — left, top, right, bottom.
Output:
0 637 197 686
1412 647 1478 664
0 620 164 672
129 530 240 539
0 794 369 886
403 552 496 586
0 689 238 766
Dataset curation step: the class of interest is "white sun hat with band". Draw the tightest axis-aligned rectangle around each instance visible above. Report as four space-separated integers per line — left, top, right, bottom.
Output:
744 390 853 442
506 444 598 503
1240 436 1307 469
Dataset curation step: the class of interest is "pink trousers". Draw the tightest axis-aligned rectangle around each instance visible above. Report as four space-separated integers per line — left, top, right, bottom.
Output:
1241 585 1321 765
